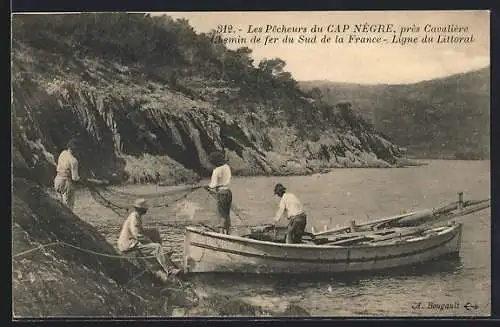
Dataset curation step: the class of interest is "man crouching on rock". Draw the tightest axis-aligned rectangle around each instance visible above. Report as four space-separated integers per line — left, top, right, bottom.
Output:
117 198 181 282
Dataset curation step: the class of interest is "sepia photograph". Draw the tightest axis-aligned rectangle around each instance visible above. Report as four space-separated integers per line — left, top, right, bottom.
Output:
11 10 491 318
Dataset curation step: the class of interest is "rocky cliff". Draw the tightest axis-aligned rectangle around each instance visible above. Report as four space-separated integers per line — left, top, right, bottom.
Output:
12 14 406 187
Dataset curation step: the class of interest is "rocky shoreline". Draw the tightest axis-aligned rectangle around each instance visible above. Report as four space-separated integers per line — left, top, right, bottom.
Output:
13 44 412 188
105 155 427 187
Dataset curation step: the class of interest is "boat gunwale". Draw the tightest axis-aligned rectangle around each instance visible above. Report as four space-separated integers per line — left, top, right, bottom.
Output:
185 223 462 250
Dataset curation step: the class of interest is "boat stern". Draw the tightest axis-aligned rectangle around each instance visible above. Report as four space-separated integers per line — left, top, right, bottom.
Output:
432 221 463 257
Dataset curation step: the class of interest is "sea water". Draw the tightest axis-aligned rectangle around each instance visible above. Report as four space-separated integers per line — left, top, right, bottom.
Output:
74 160 491 316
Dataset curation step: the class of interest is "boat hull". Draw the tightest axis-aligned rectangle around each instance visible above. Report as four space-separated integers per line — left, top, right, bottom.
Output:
183 223 462 274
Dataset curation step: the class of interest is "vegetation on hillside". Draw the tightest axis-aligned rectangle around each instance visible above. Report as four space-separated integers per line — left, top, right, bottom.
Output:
12 13 370 139
300 67 490 159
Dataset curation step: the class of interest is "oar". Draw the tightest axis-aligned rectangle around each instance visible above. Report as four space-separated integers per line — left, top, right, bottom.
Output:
427 200 490 225
333 200 491 244
313 211 418 237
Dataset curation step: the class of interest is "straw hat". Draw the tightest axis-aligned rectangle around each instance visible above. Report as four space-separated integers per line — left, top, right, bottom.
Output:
133 198 149 209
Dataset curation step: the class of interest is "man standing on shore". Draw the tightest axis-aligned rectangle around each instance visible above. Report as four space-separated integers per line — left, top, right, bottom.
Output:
204 151 232 234
117 198 180 282
271 183 307 244
54 139 81 211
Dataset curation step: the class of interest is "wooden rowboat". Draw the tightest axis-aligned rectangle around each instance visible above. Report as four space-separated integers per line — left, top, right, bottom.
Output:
182 193 490 274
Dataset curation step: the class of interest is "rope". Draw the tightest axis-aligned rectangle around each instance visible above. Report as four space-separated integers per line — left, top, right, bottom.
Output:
101 185 201 199
87 185 129 216
13 241 61 258
163 186 202 206
14 241 192 296
13 240 175 260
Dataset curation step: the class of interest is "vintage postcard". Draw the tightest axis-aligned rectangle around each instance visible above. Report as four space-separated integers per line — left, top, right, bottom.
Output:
11 10 491 318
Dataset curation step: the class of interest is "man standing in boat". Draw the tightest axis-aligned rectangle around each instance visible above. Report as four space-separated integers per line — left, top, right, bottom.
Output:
204 151 232 235
117 198 180 282
271 183 307 244
54 139 82 211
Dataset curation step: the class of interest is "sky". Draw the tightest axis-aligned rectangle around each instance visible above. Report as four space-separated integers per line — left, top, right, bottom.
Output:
153 11 489 85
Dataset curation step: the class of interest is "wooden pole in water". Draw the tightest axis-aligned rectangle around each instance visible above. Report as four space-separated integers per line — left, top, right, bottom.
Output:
350 220 357 232
458 192 464 210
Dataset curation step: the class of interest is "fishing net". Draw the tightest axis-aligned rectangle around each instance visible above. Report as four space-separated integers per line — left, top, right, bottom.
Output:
86 183 203 217
84 182 259 242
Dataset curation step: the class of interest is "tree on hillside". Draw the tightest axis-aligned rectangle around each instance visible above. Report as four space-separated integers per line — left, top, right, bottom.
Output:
258 58 288 78
235 47 254 68
310 87 323 100
222 47 256 82
257 58 298 94
335 102 374 131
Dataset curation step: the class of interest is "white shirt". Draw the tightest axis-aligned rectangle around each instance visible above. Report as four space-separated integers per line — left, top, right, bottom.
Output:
209 164 231 189
274 192 304 222
56 150 80 181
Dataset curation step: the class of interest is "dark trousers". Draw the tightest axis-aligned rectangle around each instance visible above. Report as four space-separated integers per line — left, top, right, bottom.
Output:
216 189 232 234
286 213 307 244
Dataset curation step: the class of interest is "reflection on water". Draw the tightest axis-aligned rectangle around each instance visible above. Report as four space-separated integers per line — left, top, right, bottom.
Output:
75 160 490 316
